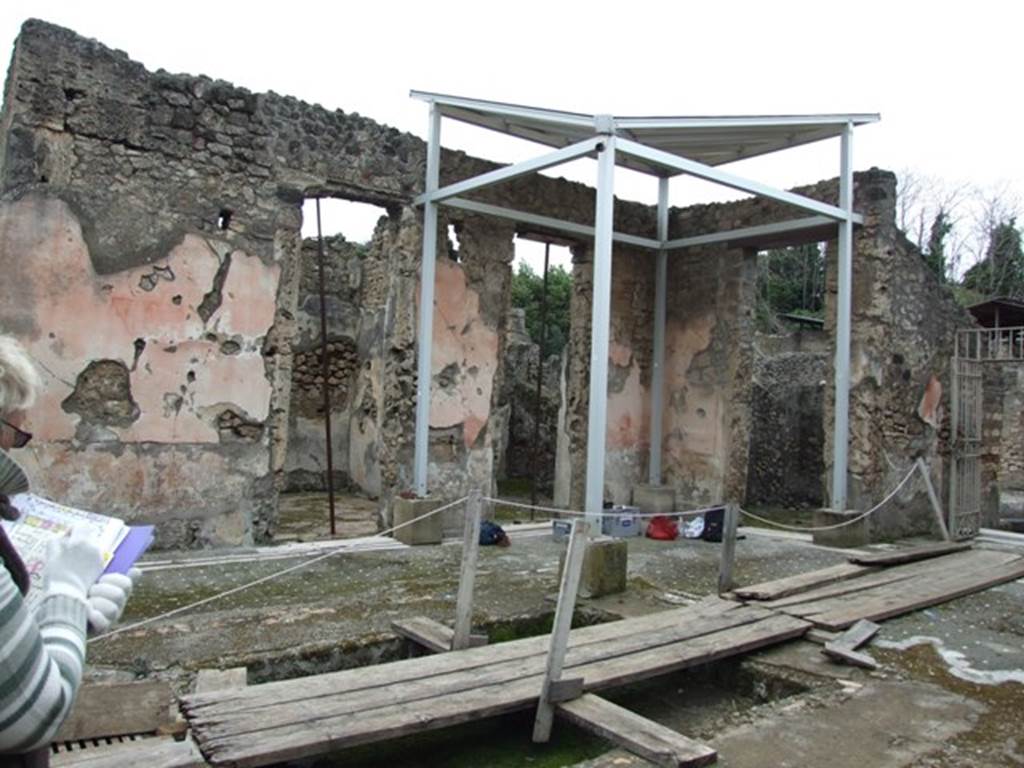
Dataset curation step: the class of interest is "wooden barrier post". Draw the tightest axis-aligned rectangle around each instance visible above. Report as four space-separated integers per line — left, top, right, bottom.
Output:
451 490 483 651
916 458 951 542
718 503 739 595
533 518 589 743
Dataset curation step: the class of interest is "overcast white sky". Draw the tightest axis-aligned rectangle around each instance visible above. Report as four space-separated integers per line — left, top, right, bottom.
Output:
1 1 1020 273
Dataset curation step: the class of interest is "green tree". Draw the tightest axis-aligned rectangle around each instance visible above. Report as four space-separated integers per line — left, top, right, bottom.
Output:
510 262 572 358
756 243 825 321
924 209 952 282
962 218 1024 298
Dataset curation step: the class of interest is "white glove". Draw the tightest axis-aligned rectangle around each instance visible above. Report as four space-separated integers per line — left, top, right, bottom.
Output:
86 568 141 633
44 527 105 603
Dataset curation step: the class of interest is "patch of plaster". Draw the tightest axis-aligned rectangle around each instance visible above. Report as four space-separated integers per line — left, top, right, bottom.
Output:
427 259 498 449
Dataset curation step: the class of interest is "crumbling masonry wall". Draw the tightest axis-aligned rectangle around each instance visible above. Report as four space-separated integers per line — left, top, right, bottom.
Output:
820 170 974 536
0 19 657 545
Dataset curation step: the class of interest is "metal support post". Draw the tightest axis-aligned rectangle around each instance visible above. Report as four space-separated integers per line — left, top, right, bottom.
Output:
830 123 854 512
530 243 552 512
649 178 668 485
718 503 739 594
314 198 337 536
451 490 483 650
413 103 442 496
584 137 616 527
916 458 951 542
533 519 589 743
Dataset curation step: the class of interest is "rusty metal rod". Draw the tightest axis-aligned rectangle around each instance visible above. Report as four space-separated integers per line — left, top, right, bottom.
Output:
530 242 551 514
315 198 337 536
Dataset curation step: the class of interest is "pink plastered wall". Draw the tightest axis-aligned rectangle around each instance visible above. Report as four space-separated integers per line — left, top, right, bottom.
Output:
0 196 278 444
427 259 498 450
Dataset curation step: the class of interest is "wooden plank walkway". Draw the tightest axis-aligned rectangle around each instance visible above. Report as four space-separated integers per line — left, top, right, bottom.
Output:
175 546 1024 767
183 600 807 766
747 548 1024 630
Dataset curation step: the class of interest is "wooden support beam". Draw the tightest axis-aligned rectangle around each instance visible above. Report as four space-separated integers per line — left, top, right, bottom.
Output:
393 616 487 654
533 519 589 743
718 503 739 595
452 490 483 650
556 693 717 767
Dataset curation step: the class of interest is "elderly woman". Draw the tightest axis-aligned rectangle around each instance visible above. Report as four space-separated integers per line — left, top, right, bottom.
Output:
0 335 135 766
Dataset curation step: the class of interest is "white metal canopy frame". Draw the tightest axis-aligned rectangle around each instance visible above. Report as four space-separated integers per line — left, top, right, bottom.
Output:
410 90 879 522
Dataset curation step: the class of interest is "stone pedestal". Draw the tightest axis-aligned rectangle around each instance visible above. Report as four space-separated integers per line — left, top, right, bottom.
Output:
560 535 628 598
392 496 444 546
812 509 869 548
632 484 675 515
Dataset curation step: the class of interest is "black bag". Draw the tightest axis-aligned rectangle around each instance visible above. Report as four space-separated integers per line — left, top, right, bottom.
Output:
701 507 725 542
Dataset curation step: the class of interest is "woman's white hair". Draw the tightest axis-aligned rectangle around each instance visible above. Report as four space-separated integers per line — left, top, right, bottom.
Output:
0 335 43 415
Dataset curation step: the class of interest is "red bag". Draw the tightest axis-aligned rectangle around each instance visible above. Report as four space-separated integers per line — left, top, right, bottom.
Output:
646 515 678 540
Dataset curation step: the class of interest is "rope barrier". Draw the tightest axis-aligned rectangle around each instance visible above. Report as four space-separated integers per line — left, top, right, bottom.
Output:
482 496 722 521
89 495 469 644
92 459 926 642
738 461 920 532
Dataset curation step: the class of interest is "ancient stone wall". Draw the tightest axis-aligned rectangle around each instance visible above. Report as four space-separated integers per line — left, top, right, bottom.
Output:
0 19 654 546
819 170 974 536
745 332 828 508
496 309 562 488
981 363 1024 526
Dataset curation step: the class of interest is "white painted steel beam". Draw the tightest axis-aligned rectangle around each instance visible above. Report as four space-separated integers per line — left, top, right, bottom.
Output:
830 122 854 512
616 114 879 131
648 178 668 485
413 103 442 496
414 137 603 206
584 138 617 525
410 90 594 129
615 138 855 222
439 197 662 251
663 216 838 251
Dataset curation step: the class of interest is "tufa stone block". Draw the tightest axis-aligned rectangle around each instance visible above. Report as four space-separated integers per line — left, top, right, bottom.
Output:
812 509 870 548
392 496 444 546
560 536 628 599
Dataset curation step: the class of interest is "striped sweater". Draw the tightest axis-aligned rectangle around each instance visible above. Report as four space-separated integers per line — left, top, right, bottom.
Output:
0 559 88 754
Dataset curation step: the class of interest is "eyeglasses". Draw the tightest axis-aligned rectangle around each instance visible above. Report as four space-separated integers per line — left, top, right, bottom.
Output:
1 420 32 448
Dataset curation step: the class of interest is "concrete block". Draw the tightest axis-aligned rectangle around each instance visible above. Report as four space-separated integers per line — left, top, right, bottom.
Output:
392 497 444 546
632 484 675 515
561 536 628 599
812 509 870 548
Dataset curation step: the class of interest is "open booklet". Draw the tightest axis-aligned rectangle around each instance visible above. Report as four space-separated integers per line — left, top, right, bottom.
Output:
1 493 154 612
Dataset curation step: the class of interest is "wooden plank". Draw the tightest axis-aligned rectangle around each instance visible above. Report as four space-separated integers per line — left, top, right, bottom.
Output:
391 616 456 654
847 541 970 566
195 668 247 694
188 604 778 742
536 517 586 741
790 553 1024 630
761 548 1005 610
51 736 207 768
822 643 878 669
805 629 839 645
186 599 747 717
733 562 877 601
54 681 173 742
557 693 717 768
717 503 739 595
451 490 482 650
834 619 880 650
192 614 808 767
